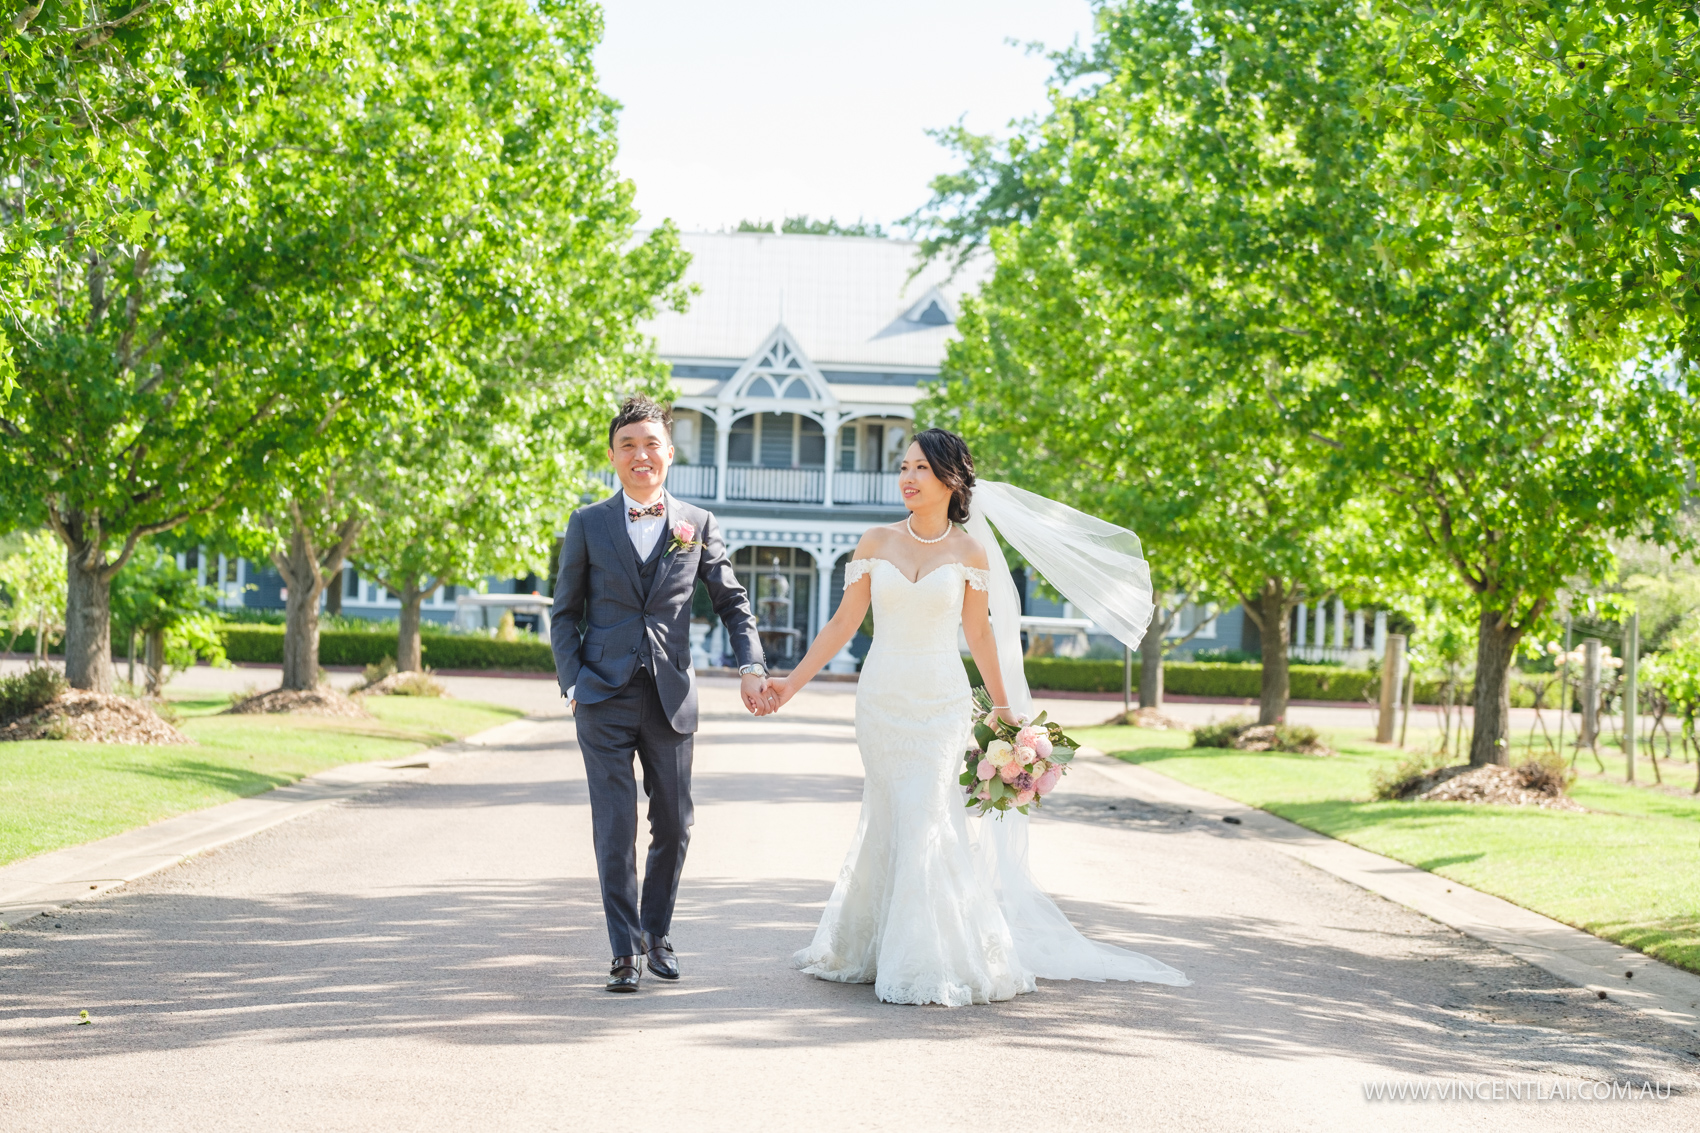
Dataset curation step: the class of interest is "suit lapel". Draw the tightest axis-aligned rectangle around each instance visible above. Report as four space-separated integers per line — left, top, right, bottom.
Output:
601 493 645 596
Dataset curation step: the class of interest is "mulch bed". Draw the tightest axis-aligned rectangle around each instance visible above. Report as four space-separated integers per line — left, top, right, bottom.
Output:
356 672 449 698
1231 724 1334 756
227 686 372 718
1100 706 1191 730
1391 762 1583 811
0 690 189 745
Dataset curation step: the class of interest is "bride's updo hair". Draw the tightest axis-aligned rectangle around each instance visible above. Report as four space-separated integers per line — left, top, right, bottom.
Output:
913 428 976 525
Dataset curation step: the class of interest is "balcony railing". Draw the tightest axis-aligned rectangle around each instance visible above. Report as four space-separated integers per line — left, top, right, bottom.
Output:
831 469 902 505
592 463 717 499
726 465 824 503
664 463 717 499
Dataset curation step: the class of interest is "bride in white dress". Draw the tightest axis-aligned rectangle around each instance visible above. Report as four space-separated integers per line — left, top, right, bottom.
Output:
765 428 1189 1006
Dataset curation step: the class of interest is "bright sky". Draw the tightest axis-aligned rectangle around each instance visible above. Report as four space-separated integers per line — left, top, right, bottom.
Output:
595 1 1097 234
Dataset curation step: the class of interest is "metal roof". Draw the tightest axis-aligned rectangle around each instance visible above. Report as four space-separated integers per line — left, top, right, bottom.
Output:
643 231 990 371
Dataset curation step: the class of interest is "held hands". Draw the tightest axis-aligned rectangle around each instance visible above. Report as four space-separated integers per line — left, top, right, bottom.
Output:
741 673 777 717
987 705 1024 729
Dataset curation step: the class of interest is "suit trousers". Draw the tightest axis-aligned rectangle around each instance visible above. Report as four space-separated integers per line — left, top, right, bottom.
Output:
574 668 694 957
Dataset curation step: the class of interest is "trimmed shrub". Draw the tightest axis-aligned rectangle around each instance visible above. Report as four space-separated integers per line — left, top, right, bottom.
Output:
1193 716 1254 748
216 626 554 672
0 665 67 723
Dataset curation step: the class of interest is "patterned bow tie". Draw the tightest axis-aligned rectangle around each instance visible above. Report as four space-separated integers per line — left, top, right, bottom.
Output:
628 501 664 521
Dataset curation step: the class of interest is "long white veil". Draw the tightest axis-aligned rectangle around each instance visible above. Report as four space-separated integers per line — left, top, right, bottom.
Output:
963 480 1189 985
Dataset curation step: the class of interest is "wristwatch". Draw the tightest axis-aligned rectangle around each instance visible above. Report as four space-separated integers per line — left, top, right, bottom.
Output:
739 663 768 678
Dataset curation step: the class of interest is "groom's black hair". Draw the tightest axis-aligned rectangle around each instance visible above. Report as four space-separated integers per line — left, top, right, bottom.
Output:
608 394 672 447
913 428 975 524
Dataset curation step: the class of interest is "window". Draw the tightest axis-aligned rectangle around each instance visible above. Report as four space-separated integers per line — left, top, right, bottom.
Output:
798 417 825 467
862 424 884 471
883 425 908 471
672 413 698 464
782 378 812 400
759 413 792 467
223 556 239 584
728 415 755 464
746 377 776 398
916 299 950 326
839 426 856 470
345 568 359 598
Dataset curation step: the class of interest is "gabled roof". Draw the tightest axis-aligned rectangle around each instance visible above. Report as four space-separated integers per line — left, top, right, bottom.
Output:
643 232 990 370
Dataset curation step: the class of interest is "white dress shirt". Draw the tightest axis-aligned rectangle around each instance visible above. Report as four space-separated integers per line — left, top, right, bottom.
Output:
569 492 666 702
623 491 666 560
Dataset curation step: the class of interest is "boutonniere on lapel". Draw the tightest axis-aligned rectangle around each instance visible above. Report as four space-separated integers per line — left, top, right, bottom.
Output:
665 520 700 556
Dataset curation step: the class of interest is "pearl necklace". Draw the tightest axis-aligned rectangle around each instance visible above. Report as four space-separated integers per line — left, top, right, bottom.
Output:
906 515 951 544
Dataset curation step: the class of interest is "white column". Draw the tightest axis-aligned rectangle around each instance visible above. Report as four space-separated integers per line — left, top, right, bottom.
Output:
714 407 731 503
814 554 833 647
1294 603 1307 648
1332 597 1345 650
820 411 839 507
1351 609 1365 650
1373 610 1387 656
1313 602 1325 651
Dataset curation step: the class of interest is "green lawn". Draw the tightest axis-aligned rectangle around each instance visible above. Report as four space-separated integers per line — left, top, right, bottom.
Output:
1074 724 1700 974
0 694 523 868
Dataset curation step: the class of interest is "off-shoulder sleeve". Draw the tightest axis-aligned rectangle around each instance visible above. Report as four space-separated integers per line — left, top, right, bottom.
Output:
843 558 877 588
962 566 991 593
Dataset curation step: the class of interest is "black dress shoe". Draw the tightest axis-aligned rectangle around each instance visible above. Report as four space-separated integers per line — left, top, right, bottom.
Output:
642 933 680 981
607 955 642 992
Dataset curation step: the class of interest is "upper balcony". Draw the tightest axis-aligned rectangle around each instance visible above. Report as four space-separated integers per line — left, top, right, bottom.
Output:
595 464 900 506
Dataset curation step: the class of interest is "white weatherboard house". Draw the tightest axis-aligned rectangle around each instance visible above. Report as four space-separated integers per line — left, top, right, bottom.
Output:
208 230 1385 670
609 231 988 670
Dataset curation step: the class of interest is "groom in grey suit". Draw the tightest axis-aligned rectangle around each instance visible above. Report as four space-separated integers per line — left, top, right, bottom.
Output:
551 395 770 992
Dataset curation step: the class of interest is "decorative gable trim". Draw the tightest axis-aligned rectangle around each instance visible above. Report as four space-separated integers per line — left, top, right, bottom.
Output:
729 324 833 406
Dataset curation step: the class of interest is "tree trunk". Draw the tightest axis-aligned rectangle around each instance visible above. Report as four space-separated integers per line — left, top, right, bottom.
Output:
326 569 343 616
64 542 115 693
397 579 424 672
1256 583 1291 725
144 628 166 696
1139 607 1168 710
1469 605 1522 766
278 527 327 691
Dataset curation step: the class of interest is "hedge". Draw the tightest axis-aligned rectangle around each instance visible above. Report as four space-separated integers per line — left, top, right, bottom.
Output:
216 626 554 672
957 656 1520 705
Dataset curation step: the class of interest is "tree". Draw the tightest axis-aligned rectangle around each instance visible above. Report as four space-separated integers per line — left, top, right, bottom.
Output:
0 2 319 396
240 0 687 691
0 530 66 659
736 216 888 237
1370 1 1700 351
916 0 1368 723
350 347 656 672
920 0 1695 758
110 544 226 694
0 2 372 692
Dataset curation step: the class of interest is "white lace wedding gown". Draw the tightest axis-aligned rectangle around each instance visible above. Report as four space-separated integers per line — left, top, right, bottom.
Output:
793 557 1190 1006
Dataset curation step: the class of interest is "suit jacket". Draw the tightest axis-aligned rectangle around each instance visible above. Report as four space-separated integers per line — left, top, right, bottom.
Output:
550 489 763 733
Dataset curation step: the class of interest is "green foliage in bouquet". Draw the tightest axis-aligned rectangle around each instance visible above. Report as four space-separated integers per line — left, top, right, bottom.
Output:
959 686 1080 816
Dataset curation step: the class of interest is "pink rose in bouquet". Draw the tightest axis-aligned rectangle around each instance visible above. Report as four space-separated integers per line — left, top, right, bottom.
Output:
976 758 996 781
1035 767 1062 795
998 760 1024 785
1014 789 1036 807
1015 725 1052 759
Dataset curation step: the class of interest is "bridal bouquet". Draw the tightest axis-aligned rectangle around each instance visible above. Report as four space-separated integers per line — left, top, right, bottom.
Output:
961 687 1079 816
